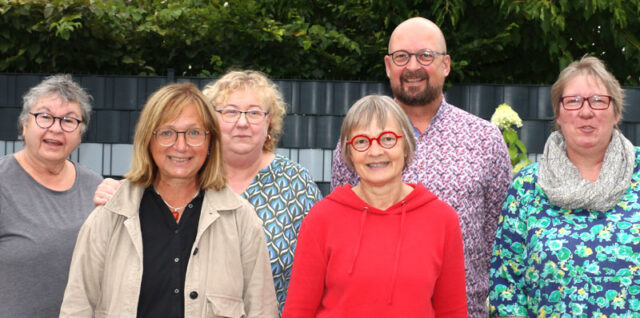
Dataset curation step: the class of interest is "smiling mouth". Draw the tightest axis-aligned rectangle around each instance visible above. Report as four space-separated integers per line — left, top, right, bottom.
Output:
169 156 191 162
403 77 425 83
401 69 428 84
366 162 389 168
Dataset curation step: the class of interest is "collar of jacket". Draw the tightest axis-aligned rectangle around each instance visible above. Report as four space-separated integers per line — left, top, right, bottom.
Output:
103 180 245 222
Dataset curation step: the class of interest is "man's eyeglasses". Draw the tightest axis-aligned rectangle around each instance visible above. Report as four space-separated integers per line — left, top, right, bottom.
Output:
560 95 612 111
215 108 269 125
30 112 83 132
387 49 446 67
153 128 209 147
346 131 403 152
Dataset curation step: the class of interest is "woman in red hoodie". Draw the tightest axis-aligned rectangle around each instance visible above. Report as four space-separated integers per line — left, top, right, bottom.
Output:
283 95 468 318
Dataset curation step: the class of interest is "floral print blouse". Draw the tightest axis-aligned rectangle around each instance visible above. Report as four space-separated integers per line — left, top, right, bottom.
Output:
490 148 640 318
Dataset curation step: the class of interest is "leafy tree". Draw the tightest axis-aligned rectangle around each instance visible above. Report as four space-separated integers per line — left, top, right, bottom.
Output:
0 0 638 85
487 0 640 85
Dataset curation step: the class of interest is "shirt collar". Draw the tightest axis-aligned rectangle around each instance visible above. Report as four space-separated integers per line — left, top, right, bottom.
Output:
408 96 449 136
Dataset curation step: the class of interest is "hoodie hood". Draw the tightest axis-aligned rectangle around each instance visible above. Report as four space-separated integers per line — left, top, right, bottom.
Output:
325 183 439 304
325 183 438 215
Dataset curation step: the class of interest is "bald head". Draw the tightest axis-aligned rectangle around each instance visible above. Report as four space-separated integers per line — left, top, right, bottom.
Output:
388 17 447 53
384 17 451 110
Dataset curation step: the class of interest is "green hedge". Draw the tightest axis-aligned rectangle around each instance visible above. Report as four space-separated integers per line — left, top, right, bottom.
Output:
1 0 639 85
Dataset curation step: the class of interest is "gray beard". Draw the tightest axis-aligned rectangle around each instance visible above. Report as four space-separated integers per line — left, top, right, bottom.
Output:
392 81 442 107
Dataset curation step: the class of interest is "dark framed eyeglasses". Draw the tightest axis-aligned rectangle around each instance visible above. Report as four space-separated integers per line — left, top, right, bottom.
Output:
560 95 612 111
29 112 83 132
346 131 403 152
387 49 446 67
215 108 269 125
153 128 209 147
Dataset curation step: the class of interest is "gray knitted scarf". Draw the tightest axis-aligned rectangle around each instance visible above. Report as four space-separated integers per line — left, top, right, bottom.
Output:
538 130 635 212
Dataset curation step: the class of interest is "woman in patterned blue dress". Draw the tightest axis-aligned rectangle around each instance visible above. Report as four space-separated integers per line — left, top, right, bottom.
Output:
202 70 321 313
490 56 640 317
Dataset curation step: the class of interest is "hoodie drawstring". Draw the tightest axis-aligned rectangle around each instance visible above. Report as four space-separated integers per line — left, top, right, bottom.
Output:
348 207 368 274
388 201 407 304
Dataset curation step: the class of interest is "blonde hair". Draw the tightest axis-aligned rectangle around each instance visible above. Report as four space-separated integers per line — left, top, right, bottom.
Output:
340 95 416 170
125 82 226 190
551 55 624 129
202 70 286 152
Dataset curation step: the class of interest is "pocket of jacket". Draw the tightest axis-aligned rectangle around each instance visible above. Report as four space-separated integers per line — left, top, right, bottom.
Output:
206 294 246 318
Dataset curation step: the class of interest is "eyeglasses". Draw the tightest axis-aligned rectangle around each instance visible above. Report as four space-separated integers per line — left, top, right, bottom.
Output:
215 108 269 125
29 112 83 132
346 131 403 152
153 128 209 147
387 49 446 67
560 95 612 111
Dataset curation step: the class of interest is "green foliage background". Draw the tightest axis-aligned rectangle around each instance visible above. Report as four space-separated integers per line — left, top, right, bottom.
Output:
1 0 639 85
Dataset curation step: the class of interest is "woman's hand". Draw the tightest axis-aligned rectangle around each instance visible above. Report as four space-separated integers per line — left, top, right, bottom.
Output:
93 178 124 206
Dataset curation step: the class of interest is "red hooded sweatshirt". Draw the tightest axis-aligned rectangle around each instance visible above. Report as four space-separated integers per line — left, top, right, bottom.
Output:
283 183 468 318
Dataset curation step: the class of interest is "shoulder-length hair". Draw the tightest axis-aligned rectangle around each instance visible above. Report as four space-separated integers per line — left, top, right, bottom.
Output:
202 70 286 152
340 95 416 170
125 82 226 190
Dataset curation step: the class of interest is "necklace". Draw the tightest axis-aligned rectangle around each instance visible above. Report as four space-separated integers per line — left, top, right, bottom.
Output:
155 188 200 221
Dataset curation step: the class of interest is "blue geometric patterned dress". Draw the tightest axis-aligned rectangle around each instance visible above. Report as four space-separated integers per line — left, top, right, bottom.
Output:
490 148 640 318
242 154 321 313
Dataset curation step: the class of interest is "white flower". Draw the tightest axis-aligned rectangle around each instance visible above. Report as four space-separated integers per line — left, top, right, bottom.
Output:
491 103 523 130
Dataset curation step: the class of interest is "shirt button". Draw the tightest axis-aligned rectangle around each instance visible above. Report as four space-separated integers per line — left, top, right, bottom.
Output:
174 229 179 234
190 291 198 299
174 257 179 263
188 204 193 208
174 289 180 294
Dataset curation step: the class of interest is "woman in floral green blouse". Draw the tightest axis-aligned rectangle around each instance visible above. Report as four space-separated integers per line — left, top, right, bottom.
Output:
489 56 640 317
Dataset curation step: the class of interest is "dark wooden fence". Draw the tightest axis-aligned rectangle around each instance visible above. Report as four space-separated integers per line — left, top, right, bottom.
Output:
2 73 640 195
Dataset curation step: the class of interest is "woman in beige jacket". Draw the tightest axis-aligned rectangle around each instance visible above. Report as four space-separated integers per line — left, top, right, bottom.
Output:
60 82 277 318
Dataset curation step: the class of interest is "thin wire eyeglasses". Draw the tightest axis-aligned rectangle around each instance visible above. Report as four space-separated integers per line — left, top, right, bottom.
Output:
29 112 83 132
387 49 447 67
560 95 612 111
346 131 403 152
152 128 209 147
215 108 269 125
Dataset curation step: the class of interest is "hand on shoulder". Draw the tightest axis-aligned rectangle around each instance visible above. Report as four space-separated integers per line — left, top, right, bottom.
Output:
93 178 125 206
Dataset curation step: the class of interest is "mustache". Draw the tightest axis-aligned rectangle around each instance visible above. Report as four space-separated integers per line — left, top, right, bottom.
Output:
401 69 429 82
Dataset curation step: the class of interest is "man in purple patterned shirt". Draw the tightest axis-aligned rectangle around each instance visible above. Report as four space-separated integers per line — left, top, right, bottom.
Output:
331 17 511 318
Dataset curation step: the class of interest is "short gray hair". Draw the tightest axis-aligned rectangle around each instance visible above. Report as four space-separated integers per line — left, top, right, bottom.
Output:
19 74 93 136
340 95 416 170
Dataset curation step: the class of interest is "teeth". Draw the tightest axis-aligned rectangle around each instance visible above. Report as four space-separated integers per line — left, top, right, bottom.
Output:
169 157 190 162
367 162 388 168
44 139 62 145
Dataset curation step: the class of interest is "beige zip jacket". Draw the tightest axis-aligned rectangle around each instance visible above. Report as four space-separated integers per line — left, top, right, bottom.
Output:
60 181 278 318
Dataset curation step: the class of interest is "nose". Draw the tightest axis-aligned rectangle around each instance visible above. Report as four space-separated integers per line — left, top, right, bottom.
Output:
47 118 64 133
235 112 250 126
367 139 385 155
577 100 595 118
405 54 422 70
173 132 189 150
